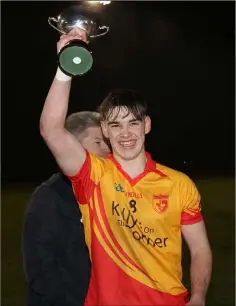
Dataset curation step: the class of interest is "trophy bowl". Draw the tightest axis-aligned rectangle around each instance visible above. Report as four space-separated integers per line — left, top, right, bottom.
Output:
48 4 109 77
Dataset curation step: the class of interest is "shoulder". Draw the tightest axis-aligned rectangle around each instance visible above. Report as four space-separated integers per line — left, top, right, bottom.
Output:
25 174 64 215
155 163 196 188
76 152 114 182
34 173 71 195
31 174 61 197
88 152 113 168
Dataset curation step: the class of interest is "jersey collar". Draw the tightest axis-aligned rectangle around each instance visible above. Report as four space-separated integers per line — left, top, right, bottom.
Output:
107 152 157 186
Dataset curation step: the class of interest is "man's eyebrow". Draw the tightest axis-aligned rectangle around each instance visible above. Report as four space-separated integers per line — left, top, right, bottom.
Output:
107 121 119 125
107 119 140 125
129 119 140 122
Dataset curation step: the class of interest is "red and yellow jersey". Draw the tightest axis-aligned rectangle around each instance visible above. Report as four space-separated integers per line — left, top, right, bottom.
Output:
68 151 203 306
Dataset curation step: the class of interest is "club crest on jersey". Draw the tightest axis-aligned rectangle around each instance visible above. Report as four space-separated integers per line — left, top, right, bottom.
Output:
153 194 168 213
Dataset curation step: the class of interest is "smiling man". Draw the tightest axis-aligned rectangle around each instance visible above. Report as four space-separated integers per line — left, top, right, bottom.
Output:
40 29 212 306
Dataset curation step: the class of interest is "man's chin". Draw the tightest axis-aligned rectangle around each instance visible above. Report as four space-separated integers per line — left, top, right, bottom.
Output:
116 149 140 161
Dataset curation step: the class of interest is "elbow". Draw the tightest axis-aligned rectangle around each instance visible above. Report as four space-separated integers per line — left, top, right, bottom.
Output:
39 118 47 139
39 119 52 141
39 116 62 141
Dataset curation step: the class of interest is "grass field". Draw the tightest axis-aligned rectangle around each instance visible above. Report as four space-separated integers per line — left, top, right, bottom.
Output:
1 177 235 306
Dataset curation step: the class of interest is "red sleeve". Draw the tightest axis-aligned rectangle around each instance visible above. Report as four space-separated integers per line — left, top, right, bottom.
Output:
67 151 105 205
180 176 203 225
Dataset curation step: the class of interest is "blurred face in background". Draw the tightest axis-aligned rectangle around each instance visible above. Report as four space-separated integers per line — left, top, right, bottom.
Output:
79 126 110 158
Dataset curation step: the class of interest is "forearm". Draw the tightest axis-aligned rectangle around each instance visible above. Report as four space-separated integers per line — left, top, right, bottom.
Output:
40 70 71 137
190 248 212 300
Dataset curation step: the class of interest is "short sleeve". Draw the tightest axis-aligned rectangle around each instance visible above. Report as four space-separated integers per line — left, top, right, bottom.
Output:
180 176 203 225
67 150 107 205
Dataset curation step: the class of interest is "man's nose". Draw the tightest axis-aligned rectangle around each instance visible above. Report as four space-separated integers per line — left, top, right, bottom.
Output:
120 125 131 138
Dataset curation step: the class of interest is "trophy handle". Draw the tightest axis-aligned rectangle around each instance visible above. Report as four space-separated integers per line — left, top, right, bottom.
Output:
48 17 65 34
91 25 109 38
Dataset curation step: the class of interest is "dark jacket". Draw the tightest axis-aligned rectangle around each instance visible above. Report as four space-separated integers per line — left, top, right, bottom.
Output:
22 173 91 306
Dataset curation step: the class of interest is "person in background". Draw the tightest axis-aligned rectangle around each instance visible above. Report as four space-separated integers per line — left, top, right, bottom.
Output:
22 111 110 306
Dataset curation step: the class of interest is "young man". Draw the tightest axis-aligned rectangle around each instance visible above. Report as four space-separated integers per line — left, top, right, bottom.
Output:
22 111 110 306
40 29 212 306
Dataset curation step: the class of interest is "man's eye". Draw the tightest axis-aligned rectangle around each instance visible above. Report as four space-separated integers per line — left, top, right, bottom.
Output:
111 124 119 128
95 141 101 144
130 121 139 125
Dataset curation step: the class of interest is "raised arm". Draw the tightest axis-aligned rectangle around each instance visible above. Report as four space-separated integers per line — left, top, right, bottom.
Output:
40 30 87 176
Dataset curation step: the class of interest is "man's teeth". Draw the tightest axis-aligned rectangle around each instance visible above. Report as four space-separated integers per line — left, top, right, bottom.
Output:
119 141 136 146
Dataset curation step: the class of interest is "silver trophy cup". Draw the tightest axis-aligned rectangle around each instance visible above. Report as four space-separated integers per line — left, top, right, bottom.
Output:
48 4 109 76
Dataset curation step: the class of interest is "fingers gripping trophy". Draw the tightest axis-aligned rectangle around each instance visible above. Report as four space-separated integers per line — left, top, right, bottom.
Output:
48 2 110 77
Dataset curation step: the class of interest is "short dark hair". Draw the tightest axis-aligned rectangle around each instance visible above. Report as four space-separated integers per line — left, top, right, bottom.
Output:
98 89 147 121
65 111 100 138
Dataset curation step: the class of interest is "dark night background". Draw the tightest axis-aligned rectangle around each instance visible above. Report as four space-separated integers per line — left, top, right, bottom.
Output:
1 3 235 305
2 1 235 183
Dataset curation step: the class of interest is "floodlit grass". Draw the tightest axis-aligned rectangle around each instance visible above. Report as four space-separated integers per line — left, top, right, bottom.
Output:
1 178 235 306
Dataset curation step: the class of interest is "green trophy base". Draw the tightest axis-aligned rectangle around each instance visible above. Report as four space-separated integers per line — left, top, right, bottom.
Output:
58 40 93 77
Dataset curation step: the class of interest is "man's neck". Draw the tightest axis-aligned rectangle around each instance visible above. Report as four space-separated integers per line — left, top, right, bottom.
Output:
113 150 147 179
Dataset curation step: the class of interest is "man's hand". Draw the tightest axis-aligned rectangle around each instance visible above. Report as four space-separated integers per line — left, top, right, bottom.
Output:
186 294 205 306
57 28 88 53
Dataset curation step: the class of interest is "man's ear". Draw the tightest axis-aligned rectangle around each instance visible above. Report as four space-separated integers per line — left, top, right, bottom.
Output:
101 121 108 138
144 116 151 135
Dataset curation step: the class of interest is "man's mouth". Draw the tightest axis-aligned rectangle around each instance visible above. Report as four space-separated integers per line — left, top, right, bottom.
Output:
118 140 136 148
